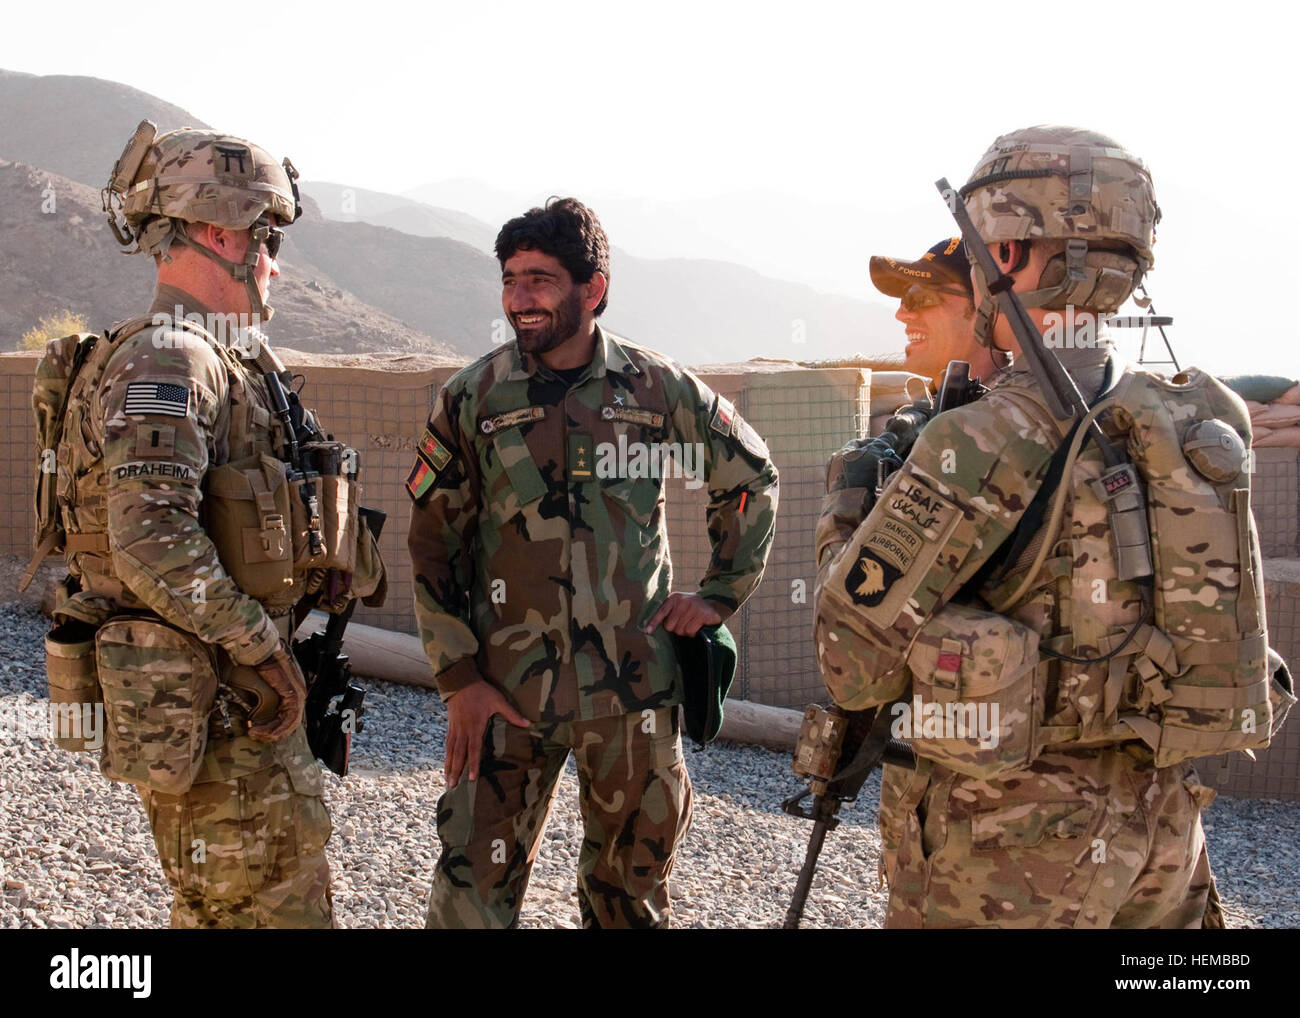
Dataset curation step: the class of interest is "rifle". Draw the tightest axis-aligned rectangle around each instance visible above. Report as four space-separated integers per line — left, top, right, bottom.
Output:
265 370 325 559
295 506 386 777
781 706 915 928
264 366 384 776
782 360 982 929
935 177 1152 584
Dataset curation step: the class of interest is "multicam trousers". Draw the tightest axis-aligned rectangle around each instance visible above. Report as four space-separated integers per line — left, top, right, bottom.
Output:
881 745 1217 928
426 706 693 929
138 727 333 929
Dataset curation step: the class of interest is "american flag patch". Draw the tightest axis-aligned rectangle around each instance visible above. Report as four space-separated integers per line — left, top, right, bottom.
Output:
124 381 190 418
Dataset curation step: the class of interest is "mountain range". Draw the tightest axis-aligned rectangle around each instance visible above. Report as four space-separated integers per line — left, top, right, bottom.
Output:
0 69 897 363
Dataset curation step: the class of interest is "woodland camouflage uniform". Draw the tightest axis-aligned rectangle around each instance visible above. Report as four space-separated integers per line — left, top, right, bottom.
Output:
409 325 778 927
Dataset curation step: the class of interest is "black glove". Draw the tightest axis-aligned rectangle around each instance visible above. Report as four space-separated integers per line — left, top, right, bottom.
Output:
826 438 886 493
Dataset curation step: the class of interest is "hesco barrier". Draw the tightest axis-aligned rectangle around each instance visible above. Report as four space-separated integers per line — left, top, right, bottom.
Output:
2 349 1297 799
0 349 871 712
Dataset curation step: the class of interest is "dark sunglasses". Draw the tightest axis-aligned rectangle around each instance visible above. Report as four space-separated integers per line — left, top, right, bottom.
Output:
251 219 284 260
900 283 969 311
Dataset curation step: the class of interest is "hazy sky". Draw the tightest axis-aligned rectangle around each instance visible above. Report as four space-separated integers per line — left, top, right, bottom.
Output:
2 0 1295 375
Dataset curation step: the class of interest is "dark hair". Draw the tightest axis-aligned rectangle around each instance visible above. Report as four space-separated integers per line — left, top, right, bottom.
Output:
494 197 610 315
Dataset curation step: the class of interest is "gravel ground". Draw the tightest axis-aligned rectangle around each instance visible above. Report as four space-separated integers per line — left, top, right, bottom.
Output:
2 599 1297 929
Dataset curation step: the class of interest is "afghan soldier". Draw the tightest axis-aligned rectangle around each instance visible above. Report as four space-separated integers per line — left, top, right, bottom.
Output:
37 122 373 927
814 126 1263 927
818 238 1006 889
407 197 779 928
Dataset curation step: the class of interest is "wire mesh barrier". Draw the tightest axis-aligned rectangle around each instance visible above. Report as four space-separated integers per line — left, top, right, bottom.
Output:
2 350 1297 798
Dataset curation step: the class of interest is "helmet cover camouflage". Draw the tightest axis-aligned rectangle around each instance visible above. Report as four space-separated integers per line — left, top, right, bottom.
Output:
960 125 1160 318
103 121 301 321
960 125 1158 268
112 124 298 235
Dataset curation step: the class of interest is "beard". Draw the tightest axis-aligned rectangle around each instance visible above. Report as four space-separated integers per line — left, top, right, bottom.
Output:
511 287 584 354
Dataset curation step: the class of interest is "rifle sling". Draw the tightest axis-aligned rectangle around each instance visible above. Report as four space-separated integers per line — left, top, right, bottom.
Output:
963 357 1117 598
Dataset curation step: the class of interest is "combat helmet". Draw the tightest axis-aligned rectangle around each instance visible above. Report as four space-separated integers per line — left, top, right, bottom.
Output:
102 120 302 321
959 125 1160 343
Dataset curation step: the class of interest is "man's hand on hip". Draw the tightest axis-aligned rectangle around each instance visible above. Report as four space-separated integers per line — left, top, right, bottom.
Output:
444 679 530 787
644 592 723 638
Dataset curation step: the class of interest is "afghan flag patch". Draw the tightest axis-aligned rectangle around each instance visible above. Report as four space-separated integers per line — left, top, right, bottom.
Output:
710 395 736 437
405 457 437 502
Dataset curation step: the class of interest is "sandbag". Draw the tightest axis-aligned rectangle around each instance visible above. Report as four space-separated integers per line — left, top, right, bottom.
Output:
1254 428 1300 448
1251 404 1300 429
1220 374 1298 404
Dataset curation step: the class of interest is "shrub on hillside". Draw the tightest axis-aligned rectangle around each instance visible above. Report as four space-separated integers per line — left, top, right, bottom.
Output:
19 310 90 351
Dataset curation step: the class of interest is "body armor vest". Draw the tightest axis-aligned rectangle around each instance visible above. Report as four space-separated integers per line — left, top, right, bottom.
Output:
53 316 290 613
984 368 1275 766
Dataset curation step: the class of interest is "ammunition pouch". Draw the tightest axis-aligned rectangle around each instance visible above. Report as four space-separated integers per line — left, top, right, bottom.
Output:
202 453 295 603
94 616 219 795
290 441 359 574
352 518 387 606
902 603 1046 779
44 619 102 752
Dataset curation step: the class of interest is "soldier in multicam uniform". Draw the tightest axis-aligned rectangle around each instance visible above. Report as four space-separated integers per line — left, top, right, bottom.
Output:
814 126 1226 928
44 123 337 927
820 238 1006 889
407 197 778 928
868 237 1006 388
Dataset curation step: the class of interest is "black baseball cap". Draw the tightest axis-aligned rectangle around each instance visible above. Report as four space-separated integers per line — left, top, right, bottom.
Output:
869 237 972 297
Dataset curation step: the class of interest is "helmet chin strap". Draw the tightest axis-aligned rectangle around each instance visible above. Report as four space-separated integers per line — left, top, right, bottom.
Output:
969 260 1010 353
170 220 274 323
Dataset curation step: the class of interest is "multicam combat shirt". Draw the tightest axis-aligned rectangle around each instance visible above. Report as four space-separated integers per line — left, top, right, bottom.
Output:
407 327 779 724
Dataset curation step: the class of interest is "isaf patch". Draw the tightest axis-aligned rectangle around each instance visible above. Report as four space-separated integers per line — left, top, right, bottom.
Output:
124 381 189 418
886 475 955 540
840 470 964 627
